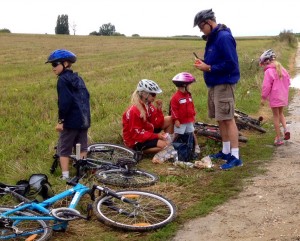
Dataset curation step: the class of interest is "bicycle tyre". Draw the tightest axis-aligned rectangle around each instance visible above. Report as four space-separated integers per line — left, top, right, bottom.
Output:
87 143 136 165
93 190 176 231
236 118 266 133
0 206 52 241
95 169 159 188
196 129 222 142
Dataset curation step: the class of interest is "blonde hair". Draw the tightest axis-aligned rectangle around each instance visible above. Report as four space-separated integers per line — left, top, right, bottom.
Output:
273 60 283 79
131 90 147 121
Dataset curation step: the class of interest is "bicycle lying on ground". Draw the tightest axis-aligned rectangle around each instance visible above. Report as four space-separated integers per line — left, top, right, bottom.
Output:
50 143 157 188
234 109 266 133
194 122 248 143
0 149 177 240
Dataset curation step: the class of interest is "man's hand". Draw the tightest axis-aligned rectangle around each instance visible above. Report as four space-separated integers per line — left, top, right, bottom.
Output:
194 61 211 72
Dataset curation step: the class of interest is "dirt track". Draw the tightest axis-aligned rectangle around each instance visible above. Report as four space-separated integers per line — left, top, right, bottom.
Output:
172 46 300 241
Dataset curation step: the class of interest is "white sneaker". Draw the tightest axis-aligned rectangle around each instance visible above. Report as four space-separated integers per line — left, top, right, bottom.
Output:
60 176 70 181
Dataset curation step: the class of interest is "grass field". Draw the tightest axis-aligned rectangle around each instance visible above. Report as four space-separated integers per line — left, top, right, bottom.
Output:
0 33 297 240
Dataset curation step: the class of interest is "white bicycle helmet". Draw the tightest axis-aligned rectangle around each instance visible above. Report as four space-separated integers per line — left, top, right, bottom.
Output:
172 72 196 87
259 49 276 64
137 79 162 93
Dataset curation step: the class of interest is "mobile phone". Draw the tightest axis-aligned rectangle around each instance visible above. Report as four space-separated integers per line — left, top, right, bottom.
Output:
193 52 200 59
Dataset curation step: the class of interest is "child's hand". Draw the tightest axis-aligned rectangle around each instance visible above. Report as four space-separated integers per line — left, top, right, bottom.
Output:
175 120 180 128
55 123 63 132
260 99 265 106
158 132 166 140
155 99 163 110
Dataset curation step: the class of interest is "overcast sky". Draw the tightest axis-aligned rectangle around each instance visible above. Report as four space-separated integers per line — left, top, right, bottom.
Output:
0 0 299 37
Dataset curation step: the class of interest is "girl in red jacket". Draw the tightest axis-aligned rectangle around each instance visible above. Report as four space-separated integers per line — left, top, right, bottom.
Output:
122 79 173 157
170 72 200 154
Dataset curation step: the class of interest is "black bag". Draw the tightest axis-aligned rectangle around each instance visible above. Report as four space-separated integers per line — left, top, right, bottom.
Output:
16 174 54 202
172 133 195 162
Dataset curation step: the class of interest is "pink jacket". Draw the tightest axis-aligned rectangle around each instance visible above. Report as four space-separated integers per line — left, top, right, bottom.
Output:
261 63 290 107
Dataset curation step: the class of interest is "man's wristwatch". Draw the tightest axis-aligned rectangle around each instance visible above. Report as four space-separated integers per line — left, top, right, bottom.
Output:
58 119 64 124
207 66 211 72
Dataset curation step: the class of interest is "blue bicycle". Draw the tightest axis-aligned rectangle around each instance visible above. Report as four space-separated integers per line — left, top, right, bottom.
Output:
0 158 176 240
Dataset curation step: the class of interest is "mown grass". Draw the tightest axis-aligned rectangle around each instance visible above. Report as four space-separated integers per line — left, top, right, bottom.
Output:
0 33 297 240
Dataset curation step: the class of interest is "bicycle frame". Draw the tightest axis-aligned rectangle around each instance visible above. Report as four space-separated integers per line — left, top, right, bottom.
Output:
0 182 91 237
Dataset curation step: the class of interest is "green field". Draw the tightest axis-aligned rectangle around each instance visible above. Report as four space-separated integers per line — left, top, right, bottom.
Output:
0 33 297 240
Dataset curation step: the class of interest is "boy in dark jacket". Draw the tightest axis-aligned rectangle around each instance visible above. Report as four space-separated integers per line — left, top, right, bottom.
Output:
46 49 91 179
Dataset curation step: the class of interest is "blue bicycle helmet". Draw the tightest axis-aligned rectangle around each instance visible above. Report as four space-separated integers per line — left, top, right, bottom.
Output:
45 49 77 64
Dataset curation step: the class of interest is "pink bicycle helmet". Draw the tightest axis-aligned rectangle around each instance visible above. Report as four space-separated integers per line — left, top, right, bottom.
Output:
172 72 196 87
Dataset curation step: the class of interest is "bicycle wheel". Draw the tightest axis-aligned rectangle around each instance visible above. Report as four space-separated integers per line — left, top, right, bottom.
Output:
93 190 176 231
87 143 136 165
0 206 52 241
196 129 222 142
95 169 159 188
196 129 248 143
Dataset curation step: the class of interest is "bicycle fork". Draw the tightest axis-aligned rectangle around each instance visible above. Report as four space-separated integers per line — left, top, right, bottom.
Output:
92 185 140 217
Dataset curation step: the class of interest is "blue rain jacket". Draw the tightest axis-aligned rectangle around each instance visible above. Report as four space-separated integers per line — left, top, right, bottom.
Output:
203 24 240 87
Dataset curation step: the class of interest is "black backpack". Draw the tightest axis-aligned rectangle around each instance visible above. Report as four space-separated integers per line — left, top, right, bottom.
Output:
16 174 54 202
172 133 196 162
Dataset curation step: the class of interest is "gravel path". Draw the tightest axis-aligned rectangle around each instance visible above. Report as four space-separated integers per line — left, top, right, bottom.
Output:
172 46 300 241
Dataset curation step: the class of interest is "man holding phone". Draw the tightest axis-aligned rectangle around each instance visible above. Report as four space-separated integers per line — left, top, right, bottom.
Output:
193 9 242 170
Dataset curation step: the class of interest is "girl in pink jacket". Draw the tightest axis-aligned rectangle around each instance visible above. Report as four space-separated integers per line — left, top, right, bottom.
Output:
259 49 291 146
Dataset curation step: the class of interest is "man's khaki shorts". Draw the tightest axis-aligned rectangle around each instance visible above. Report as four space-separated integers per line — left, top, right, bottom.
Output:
208 84 235 121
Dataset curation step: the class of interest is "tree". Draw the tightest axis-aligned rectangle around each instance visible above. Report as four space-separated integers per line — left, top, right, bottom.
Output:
55 14 70 35
89 31 99 36
70 22 77 35
0 28 11 33
99 23 116 36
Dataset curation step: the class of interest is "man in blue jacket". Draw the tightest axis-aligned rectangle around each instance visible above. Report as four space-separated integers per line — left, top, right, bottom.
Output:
194 9 242 169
